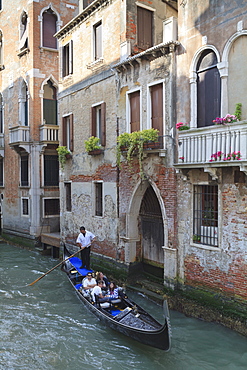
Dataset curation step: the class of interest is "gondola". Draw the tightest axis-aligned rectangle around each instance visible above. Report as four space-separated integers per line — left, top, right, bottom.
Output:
62 245 171 351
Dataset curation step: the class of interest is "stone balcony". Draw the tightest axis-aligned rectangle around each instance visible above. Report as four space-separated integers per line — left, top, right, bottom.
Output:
40 124 59 144
9 126 30 151
175 121 247 176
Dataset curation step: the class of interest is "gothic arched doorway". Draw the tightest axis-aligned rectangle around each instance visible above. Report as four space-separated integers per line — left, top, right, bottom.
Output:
139 185 164 277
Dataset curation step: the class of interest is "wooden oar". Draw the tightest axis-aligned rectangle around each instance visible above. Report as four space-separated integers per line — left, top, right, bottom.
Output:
28 242 91 286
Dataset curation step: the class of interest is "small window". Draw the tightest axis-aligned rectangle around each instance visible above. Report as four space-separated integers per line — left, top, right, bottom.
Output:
43 80 57 125
22 198 29 216
20 153 29 187
44 198 60 216
44 155 59 186
42 8 57 49
0 156 3 186
62 41 73 77
94 21 102 60
91 103 106 146
62 114 74 151
95 182 103 216
65 182 72 212
129 91 140 132
137 7 153 50
193 185 218 246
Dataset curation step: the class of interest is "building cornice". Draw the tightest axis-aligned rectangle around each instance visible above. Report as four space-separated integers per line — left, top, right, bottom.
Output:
55 0 110 39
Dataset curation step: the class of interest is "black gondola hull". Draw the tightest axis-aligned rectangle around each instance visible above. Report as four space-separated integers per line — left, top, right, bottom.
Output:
63 245 171 351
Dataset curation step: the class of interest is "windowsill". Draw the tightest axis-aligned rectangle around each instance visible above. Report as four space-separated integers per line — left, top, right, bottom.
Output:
40 46 58 53
17 48 30 57
87 58 104 70
190 242 220 251
19 186 30 189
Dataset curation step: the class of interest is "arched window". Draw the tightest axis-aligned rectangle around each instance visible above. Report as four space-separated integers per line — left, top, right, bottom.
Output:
42 8 57 49
43 80 57 125
19 81 28 126
20 11 28 51
197 50 221 127
0 93 3 133
228 35 247 120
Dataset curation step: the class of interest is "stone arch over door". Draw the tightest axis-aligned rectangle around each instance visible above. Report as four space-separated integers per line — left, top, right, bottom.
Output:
125 179 168 268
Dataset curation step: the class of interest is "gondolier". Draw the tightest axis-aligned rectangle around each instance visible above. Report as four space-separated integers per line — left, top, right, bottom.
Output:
76 226 95 269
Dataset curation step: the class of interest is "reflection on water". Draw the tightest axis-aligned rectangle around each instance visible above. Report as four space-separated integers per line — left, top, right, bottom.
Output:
0 244 246 370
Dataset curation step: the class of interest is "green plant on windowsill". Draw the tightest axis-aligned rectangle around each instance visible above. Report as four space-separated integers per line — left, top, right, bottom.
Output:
116 128 159 178
56 146 71 170
84 136 102 153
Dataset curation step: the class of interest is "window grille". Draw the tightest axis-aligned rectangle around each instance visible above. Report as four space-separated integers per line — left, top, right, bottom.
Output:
193 185 218 246
95 182 103 216
44 198 59 216
22 198 29 215
21 154 29 187
65 183 71 212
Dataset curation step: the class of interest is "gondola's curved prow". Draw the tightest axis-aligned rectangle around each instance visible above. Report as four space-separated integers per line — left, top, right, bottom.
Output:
62 244 171 351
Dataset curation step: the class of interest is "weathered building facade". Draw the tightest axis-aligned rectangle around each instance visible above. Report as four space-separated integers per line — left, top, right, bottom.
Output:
175 0 247 302
0 1 78 249
56 0 179 282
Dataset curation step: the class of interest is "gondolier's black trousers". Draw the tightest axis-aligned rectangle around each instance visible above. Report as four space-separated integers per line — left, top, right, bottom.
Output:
80 246 91 269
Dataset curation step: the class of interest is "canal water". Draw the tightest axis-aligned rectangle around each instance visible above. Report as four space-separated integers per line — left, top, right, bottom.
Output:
0 243 246 370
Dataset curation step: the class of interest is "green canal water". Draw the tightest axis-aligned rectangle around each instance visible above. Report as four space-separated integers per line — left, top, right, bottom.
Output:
0 243 246 370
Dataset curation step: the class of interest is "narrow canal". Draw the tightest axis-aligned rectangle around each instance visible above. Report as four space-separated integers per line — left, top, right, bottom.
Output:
0 243 246 370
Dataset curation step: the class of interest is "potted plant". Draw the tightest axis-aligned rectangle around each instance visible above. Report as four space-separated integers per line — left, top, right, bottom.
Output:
85 136 103 155
56 146 71 170
116 128 159 177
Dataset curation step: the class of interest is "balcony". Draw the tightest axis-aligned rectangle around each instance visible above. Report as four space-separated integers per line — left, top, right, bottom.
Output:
175 121 247 175
40 124 59 144
9 125 30 148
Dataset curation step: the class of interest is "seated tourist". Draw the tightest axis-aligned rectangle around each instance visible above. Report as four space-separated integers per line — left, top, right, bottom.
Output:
91 280 110 303
82 272 96 292
95 271 109 291
107 282 119 299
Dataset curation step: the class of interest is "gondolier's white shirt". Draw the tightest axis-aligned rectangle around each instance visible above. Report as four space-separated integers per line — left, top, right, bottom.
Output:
76 230 95 248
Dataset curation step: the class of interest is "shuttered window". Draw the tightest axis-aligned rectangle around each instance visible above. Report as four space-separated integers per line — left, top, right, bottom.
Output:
43 9 57 49
197 50 221 127
94 21 102 60
62 114 74 151
21 154 29 187
150 83 163 136
129 91 140 132
91 103 106 146
62 41 73 77
44 155 59 187
137 7 153 50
